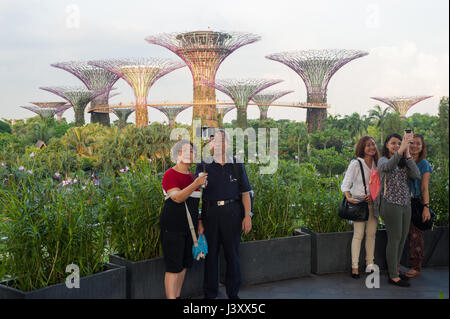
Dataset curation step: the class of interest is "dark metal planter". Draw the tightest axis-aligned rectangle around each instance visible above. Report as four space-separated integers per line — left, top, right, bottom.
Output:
109 254 204 299
301 227 388 274
0 263 126 299
220 232 311 286
401 225 449 268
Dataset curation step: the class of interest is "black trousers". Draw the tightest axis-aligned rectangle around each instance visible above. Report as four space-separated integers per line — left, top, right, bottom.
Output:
203 200 243 299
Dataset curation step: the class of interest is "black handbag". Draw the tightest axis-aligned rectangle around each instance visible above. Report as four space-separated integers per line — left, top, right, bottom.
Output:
411 197 435 231
338 159 369 221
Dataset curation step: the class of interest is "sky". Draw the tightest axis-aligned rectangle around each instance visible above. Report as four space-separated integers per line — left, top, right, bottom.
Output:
0 0 448 125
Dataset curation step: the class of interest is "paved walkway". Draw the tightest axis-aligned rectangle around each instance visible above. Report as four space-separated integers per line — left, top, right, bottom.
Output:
203 266 449 299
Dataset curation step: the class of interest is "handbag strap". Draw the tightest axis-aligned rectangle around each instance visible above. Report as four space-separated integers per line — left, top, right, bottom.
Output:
357 159 367 196
165 190 199 247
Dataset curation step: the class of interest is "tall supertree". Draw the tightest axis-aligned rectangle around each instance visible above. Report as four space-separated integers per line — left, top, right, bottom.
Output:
151 105 191 128
29 102 72 122
251 90 294 121
203 78 283 129
90 58 185 127
145 31 261 128
216 105 235 128
370 96 432 119
266 49 368 132
50 61 121 126
110 106 135 128
40 86 107 126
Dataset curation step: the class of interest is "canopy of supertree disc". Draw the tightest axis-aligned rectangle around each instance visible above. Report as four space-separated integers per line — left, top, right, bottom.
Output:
30 102 67 109
265 49 368 103
370 95 433 118
20 105 69 119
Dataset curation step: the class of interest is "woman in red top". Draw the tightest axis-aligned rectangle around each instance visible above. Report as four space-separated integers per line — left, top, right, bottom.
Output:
160 139 208 299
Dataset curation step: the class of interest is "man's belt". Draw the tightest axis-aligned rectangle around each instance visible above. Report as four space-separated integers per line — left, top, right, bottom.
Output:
209 199 238 207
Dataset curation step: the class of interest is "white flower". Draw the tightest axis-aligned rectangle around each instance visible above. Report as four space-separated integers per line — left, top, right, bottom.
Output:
437 167 441 171
295 155 298 160
18 166 24 171
73 179 78 183
120 169 125 173
1 162 5 167
82 186 86 190
30 152 35 158
27 170 33 175
254 153 258 157
125 166 129 172
55 172 60 179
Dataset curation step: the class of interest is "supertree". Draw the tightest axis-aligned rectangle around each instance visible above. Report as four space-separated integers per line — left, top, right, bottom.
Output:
251 90 294 121
203 78 283 129
51 61 121 126
110 106 135 128
151 105 191 128
145 31 261 128
266 49 368 132
30 102 73 122
370 96 433 119
216 105 235 128
20 104 68 119
40 86 107 126
89 58 185 127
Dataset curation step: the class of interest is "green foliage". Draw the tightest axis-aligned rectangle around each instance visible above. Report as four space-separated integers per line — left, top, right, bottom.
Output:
0 173 108 292
104 161 164 261
309 147 353 176
437 97 449 159
429 158 449 226
0 120 11 134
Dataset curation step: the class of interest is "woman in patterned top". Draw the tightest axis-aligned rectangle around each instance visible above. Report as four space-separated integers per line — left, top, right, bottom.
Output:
376 133 420 287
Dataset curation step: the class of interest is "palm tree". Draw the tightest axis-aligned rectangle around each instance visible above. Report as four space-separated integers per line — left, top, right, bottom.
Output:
369 105 391 145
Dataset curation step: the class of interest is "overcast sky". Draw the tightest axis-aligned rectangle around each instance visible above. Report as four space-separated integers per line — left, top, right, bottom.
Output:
0 0 448 125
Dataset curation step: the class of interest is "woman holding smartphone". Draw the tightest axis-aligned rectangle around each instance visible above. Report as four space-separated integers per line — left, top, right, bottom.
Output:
341 136 379 279
375 131 420 287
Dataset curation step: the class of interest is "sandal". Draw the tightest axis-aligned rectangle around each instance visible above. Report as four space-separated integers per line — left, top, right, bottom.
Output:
405 269 421 278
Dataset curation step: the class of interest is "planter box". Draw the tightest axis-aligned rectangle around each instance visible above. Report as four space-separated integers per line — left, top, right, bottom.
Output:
220 232 311 286
301 227 388 274
109 254 204 299
401 225 449 268
0 263 126 299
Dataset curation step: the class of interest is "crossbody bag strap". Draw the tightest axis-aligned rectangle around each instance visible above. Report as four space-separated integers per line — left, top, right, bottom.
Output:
165 190 198 247
357 159 367 195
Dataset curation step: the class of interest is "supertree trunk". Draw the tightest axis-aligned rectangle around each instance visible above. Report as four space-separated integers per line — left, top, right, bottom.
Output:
90 95 110 126
193 73 217 128
74 106 86 126
236 106 248 129
135 95 148 127
259 108 269 121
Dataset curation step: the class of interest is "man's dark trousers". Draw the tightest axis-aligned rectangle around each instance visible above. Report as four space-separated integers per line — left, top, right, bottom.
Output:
203 200 243 299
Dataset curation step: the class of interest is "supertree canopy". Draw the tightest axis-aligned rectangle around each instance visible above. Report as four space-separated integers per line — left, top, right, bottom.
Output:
370 96 432 119
30 102 72 122
145 31 261 128
251 90 294 121
51 61 121 126
266 49 368 132
203 78 283 129
89 58 185 127
20 104 69 119
39 86 107 126
110 106 135 128
151 105 191 128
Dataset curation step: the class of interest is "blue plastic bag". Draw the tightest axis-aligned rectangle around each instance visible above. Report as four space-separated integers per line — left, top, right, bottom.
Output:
192 234 208 260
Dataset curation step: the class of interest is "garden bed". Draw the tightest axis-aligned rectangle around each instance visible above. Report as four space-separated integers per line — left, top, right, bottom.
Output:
0 263 126 299
219 232 311 286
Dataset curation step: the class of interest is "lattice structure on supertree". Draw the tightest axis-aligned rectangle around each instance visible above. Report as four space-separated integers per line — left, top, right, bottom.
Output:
39 86 107 126
110 106 135 128
370 96 433 119
251 90 294 121
151 105 191 128
266 49 368 132
51 61 121 126
89 58 185 127
203 78 283 129
20 104 68 119
30 102 72 122
145 31 261 128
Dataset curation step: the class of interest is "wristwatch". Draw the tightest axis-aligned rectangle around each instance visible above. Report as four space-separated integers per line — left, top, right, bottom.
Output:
245 212 254 218
423 203 429 208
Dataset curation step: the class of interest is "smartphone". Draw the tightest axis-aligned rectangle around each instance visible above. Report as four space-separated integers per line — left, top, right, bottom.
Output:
404 129 413 134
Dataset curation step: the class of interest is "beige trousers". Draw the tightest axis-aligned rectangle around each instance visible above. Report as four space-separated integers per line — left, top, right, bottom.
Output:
351 201 378 269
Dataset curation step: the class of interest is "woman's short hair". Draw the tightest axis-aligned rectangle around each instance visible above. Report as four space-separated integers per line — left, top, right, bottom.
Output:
413 134 427 162
382 133 406 168
170 139 195 163
355 136 379 164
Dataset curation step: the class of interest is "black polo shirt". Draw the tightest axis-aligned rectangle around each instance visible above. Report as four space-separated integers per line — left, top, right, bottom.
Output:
195 156 252 201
